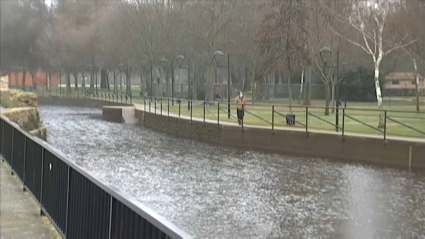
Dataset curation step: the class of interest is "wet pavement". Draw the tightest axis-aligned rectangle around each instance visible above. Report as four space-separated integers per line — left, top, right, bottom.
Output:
0 162 61 239
39 106 425 238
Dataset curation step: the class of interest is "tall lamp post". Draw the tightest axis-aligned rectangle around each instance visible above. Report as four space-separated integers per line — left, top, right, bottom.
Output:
176 55 185 101
213 50 230 119
176 55 192 111
319 46 340 132
341 62 347 108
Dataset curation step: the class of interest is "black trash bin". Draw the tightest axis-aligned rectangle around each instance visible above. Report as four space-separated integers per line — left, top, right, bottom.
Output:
286 114 296 126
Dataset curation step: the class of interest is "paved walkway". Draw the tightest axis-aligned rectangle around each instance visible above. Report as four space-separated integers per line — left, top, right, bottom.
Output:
0 161 60 239
134 103 425 143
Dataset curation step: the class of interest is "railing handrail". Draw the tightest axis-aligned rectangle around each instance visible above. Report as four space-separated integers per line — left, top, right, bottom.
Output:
0 114 192 239
143 97 425 140
146 96 425 115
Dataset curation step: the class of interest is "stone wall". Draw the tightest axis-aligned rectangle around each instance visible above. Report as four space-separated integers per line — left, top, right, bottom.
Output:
143 113 221 142
1 90 37 108
137 109 425 170
1 107 37 126
1 107 47 140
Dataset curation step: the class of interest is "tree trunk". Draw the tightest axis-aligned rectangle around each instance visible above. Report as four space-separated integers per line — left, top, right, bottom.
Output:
114 71 118 92
125 67 131 93
66 71 71 93
139 72 143 96
331 80 335 113
29 70 35 89
22 66 27 90
324 83 331 115
100 68 108 89
287 71 293 108
205 65 215 101
242 67 249 92
82 71 85 88
374 64 384 126
264 75 270 100
90 70 94 89
7 72 11 88
254 75 264 101
298 70 304 104
303 66 311 105
413 57 420 112
47 71 50 90
192 74 197 100
72 71 78 89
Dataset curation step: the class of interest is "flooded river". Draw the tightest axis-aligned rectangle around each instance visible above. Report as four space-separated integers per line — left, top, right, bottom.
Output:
38 106 425 238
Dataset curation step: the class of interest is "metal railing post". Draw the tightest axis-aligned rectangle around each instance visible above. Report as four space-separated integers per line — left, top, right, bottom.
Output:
342 108 345 140
108 195 113 239
335 106 339 133
203 102 206 124
65 166 70 235
10 128 14 175
306 107 309 137
188 100 190 111
217 103 220 128
384 110 387 142
272 106 274 134
39 148 45 215
22 136 27 190
160 102 163 116
190 101 193 124
168 99 170 116
178 103 181 118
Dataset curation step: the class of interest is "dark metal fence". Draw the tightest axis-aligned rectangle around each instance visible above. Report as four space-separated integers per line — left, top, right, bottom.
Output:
9 86 133 105
144 97 425 141
0 115 192 239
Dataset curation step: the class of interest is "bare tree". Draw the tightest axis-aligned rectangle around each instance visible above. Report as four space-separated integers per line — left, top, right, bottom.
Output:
324 0 417 125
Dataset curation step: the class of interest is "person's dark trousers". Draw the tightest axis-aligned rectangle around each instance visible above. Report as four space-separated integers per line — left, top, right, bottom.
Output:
237 109 244 125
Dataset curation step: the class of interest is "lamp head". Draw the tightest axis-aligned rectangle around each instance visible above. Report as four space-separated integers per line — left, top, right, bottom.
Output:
213 50 224 65
319 47 332 64
176 55 185 67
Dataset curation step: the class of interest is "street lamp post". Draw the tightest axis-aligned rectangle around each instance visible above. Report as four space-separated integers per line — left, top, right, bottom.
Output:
176 55 191 110
319 47 341 132
213 50 230 119
342 62 347 108
335 49 340 132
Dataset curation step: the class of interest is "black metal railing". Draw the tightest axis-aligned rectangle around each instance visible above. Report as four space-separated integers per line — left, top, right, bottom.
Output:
0 115 192 239
143 97 425 141
9 86 133 105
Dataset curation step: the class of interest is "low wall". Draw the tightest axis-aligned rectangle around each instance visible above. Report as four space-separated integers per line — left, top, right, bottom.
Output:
102 107 123 123
138 109 425 170
1 107 47 140
38 96 131 108
102 106 137 123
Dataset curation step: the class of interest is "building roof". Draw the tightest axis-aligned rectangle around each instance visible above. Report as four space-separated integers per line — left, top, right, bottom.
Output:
385 72 423 81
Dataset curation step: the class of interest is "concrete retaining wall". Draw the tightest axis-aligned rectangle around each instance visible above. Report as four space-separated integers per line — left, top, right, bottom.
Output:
138 109 425 170
102 107 124 123
102 106 137 123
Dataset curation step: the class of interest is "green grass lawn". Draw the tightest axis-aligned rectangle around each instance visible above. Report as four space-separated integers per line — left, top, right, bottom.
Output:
135 98 425 139
28 86 425 139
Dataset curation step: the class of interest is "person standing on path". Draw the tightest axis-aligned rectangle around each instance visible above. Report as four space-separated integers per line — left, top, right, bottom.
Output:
235 91 246 125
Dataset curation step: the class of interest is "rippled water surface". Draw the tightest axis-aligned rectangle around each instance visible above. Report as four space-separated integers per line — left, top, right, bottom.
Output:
39 106 425 238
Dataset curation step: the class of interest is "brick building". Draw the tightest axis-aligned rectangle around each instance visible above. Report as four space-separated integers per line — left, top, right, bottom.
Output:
384 72 425 96
5 71 59 88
